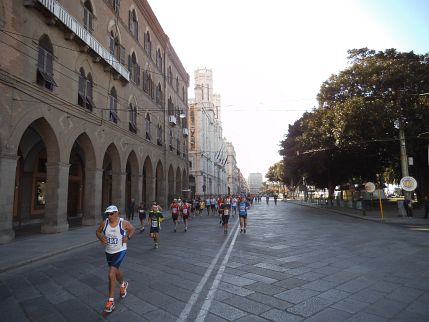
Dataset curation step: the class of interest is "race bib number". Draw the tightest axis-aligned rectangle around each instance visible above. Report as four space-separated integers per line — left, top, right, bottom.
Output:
172 208 178 214
107 237 119 245
182 208 188 214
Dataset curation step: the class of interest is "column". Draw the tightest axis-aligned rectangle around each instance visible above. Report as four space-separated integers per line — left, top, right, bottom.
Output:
42 162 69 233
82 167 103 225
0 154 18 243
111 171 126 215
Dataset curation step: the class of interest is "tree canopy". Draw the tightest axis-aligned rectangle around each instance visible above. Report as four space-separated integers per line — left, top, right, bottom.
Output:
279 48 429 197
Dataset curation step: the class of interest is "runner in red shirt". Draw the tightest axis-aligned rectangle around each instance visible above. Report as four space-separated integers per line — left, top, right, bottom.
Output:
181 200 190 232
170 198 180 232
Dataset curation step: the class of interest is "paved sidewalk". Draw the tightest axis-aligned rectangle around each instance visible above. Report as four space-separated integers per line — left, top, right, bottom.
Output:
289 199 429 228
0 214 167 273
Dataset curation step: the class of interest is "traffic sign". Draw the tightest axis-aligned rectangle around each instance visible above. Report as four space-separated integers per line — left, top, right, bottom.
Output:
400 176 417 192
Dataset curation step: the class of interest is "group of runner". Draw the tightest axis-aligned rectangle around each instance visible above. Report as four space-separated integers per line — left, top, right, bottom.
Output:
95 194 252 313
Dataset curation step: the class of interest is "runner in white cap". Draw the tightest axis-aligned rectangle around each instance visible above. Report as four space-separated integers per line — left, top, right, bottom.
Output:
96 205 135 313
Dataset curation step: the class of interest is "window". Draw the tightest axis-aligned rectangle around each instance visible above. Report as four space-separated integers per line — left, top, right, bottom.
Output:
109 0 120 15
37 35 56 90
129 9 138 40
78 68 95 111
144 31 151 57
168 66 172 85
175 76 179 92
109 87 118 123
168 96 174 116
129 103 137 133
176 138 180 155
182 86 185 101
157 125 162 146
156 49 162 71
108 30 125 65
155 83 162 106
143 70 154 99
145 113 151 140
83 1 94 33
128 52 140 84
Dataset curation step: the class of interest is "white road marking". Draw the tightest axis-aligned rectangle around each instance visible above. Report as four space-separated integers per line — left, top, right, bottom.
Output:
176 218 240 322
195 222 240 322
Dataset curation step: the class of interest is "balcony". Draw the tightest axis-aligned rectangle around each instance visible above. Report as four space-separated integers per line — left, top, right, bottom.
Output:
28 0 129 81
182 128 189 137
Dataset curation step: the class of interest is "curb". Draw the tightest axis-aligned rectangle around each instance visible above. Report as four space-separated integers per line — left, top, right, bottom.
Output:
290 201 429 227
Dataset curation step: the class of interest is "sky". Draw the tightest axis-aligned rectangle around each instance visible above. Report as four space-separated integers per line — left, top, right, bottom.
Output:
147 0 429 180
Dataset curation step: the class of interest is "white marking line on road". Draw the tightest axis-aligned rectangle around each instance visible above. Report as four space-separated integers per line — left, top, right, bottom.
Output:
195 222 240 322
176 218 240 322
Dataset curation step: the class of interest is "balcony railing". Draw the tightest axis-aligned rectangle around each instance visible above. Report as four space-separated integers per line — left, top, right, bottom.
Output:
36 0 129 81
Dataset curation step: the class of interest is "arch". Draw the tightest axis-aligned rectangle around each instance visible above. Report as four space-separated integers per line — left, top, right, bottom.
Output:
155 160 164 206
101 143 121 212
14 118 61 231
125 150 139 219
142 156 153 206
66 132 97 225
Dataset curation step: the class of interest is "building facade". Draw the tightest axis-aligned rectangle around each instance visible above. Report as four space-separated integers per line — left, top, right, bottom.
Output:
188 68 228 197
0 0 189 243
248 173 263 194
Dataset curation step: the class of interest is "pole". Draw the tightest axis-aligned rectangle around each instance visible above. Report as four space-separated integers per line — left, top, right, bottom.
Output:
378 188 384 221
399 124 412 202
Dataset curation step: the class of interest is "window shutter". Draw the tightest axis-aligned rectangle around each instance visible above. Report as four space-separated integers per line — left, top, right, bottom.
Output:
136 64 140 85
78 74 85 95
84 8 88 29
86 79 93 99
120 45 125 65
128 10 131 32
46 51 53 76
37 47 45 70
108 34 114 55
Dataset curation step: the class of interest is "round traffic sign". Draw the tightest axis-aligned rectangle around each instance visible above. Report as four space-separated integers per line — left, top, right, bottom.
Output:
400 176 417 192
364 182 376 193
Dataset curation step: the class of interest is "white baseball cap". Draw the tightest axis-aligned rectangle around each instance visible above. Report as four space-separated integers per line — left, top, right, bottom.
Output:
105 205 118 213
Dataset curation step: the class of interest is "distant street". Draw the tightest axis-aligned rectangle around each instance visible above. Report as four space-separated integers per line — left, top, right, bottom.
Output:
1 200 429 321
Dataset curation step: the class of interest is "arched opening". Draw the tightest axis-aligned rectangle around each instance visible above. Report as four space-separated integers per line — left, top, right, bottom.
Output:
101 144 121 212
14 118 62 234
142 156 153 206
125 151 139 219
67 142 85 225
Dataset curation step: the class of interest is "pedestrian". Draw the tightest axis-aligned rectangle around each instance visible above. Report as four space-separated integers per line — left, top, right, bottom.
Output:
181 200 190 231
266 195 269 205
96 205 135 313
239 197 250 233
170 198 180 232
137 202 146 232
149 202 163 248
199 199 205 216
403 199 412 217
274 195 278 205
424 196 429 219
231 196 238 217
127 198 135 221
221 202 230 234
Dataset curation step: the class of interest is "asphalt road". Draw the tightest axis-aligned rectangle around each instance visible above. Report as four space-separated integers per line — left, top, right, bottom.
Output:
1 201 429 321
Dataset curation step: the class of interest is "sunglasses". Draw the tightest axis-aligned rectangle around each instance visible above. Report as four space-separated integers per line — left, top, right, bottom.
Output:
106 212 116 216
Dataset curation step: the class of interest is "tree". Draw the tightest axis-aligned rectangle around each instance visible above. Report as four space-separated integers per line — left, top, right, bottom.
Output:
280 48 429 199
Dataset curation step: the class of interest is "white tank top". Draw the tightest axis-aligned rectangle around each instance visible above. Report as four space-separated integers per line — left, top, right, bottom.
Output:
103 218 127 254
